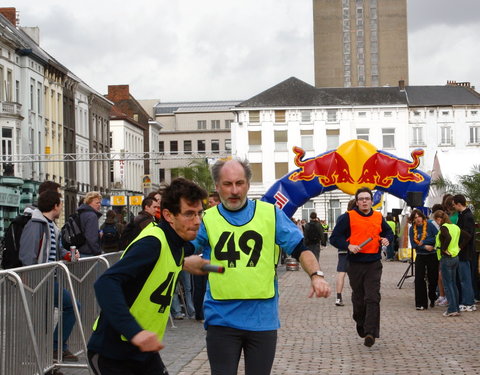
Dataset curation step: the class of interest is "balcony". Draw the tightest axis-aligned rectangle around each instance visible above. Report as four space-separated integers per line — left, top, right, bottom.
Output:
0 101 22 118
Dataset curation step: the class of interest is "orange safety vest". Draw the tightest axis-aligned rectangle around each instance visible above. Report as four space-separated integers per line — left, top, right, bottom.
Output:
347 210 382 254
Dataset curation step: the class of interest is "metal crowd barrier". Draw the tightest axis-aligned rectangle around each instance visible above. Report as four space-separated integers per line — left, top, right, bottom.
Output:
0 251 123 375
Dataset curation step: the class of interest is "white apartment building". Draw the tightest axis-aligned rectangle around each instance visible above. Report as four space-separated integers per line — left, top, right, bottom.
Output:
109 114 144 193
232 77 480 224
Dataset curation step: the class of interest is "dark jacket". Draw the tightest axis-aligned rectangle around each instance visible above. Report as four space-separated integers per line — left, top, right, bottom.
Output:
329 207 394 263
408 220 438 255
88 220 193 361
456 207 476 261
304 220 324 245
77 203 102 256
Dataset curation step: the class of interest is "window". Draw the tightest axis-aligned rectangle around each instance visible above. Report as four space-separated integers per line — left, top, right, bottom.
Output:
1 128 13 161
170 140 178 155
197 120 206 130
470 110 478 116
249 111 260 123
159 141 164 154
275 110 286 123
184 140 192 154
109 131 113 148
274 130 288 151
211 139 219 153
197 140 206 153
413 111 421 117
211 120 220 129
225 119 233 129
384 111 392 117
358 112 366 117
412 127 424 145
356 128 369 141
328 199 342 226
326 129 339 150
300 110 311 123
159 168 165 183
30 79 34 110
327 109 337 122
225 139 231 152
442 111 449 116
440 127 451 144
248 131 262 151
469 126 480 144
15 80 19 103
275 162 289 179
250 163 263 183
302 200 314 221
382 128 395 148
301 130 313 150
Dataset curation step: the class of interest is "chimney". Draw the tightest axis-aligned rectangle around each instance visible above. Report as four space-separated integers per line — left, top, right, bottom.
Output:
0 8 18 26
107 85 130 102
398 80 405 91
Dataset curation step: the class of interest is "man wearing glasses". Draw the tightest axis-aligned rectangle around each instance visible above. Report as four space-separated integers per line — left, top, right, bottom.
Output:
192 158 331 375
88 178 209 375
330 187 393 348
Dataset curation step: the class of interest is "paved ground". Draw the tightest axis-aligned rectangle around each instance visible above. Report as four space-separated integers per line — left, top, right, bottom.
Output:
64 245 480 374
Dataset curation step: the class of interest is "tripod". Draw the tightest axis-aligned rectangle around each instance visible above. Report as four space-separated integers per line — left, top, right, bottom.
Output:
397 248 414 289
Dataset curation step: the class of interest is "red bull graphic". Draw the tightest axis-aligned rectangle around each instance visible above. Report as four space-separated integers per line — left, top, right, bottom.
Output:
289 147 355 186
262 139 431 218
357 149 425 188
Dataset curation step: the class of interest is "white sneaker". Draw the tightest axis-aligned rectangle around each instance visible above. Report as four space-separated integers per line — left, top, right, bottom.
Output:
443 311 460 317
435 296 446 305
335 298 344 306
459 304 467 312
465 305 477 312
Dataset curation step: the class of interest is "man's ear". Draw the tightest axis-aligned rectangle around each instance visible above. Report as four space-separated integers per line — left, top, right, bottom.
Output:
162 209 173 225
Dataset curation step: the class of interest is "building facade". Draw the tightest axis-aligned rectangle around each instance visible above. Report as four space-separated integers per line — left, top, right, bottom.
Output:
313 0 408 88
148 100 239 185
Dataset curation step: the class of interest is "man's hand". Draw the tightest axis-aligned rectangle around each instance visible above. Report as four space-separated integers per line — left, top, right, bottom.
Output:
131 330 164 352
308 276 331 298
348 244 361 254
183 255 210 275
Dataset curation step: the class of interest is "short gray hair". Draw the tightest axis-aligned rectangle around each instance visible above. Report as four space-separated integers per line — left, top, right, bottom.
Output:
211 158 252 184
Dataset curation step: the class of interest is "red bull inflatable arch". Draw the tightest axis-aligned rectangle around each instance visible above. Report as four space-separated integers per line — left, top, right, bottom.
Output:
261 139 431 217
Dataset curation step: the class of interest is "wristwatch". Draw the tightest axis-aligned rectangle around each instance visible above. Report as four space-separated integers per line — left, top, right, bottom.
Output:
310 270 325 279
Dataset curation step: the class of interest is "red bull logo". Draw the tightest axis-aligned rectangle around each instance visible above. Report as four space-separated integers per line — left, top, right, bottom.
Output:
289 146 355 186
357 149 425 188
288 140 426 195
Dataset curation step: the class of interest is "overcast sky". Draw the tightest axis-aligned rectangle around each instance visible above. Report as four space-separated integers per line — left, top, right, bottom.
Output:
9 0 480 102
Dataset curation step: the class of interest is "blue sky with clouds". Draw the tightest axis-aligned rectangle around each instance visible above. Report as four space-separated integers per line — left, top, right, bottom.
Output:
9 0 480 101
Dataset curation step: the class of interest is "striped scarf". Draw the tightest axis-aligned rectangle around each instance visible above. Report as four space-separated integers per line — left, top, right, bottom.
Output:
47 219 57 262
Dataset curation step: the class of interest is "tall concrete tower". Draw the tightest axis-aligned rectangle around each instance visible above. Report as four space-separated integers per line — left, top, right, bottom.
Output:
313 0 408 88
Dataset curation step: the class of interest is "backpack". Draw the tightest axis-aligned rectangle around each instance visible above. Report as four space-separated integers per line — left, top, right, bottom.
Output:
304 222 322 244
102 223 120 247
61 212 86 249
1 213 32 269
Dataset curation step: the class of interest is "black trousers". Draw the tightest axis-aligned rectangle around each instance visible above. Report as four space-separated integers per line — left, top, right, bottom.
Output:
414 254 439 308
206 325 277 375
88 351 168 375
192 274 208 320
347 260 382 338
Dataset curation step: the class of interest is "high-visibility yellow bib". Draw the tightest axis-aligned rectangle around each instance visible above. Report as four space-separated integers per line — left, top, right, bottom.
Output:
93 224 182 342
204 200 278 300
435 223 461 260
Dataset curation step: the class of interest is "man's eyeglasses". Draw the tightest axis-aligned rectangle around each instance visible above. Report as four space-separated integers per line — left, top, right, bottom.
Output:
178 210 205 220
357 197 371 201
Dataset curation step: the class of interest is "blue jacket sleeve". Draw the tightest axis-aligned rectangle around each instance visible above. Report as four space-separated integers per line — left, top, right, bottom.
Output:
94 236 161 341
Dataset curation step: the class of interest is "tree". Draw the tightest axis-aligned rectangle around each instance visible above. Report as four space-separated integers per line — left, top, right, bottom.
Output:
432 164 480 221
171 159 214 193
